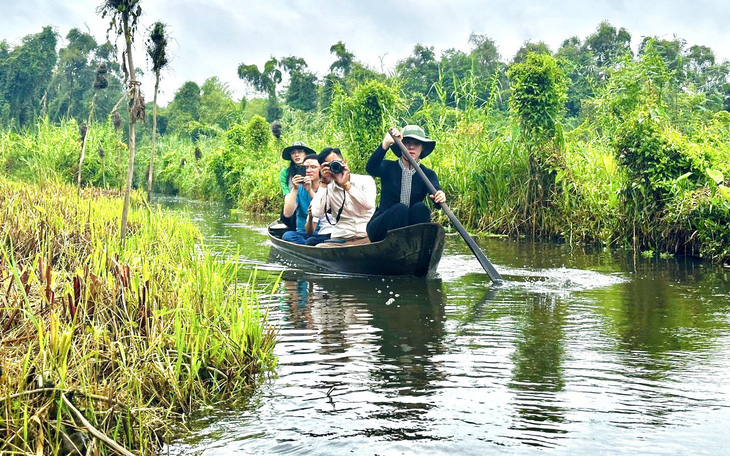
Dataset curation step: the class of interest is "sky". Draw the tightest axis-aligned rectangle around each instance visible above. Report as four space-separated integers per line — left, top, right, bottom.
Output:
2 0 730 106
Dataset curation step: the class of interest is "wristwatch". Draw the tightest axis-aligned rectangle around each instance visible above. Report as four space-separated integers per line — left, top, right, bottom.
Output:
343 182 352 191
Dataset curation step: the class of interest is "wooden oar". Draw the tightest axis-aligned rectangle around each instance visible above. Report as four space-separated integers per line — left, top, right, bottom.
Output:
389 128 503 283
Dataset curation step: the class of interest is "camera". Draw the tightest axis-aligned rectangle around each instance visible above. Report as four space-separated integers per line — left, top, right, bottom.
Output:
295 164 306 176
327 160 345 174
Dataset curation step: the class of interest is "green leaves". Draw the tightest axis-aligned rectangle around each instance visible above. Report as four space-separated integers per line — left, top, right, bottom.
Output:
706 168 724 185
508 52 567 146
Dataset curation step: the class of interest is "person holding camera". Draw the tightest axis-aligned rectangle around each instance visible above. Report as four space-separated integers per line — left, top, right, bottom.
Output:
366 125 446 243
279 141 315 231
309 148 376 243
281 153 323 244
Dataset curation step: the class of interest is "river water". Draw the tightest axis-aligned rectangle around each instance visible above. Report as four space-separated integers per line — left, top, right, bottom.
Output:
162 199 730 455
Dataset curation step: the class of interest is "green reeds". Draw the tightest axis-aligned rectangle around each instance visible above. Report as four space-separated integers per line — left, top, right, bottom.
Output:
0 179 277 455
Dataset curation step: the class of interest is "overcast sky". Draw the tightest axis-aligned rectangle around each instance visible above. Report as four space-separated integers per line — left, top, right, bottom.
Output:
2 0 730 106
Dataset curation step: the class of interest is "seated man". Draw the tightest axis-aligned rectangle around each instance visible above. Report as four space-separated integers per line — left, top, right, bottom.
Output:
310 148 376 243
281 154 322 244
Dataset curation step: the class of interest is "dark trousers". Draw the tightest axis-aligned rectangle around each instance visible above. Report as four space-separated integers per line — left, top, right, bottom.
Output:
280 208 296 231
305 233 331 246
367 202 430 242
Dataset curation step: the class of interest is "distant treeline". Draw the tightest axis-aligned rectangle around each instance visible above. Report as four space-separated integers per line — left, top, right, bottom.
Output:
1 21 728 135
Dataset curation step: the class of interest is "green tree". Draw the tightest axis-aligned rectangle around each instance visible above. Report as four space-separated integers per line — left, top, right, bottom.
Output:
285 70 318 111
167 81 201 135
512 41 551 64
237 56 282 121
0 27 58 128
508 52 568 235
330 80 401 171
278 55 317 112
329 41 354 77
199 77 238 129
396 44 439 111
583 21 632 70
556 36 596 118
638 36 685 78
50 28 97 120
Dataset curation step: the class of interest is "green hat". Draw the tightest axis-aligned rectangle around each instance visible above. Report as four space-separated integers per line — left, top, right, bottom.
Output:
282 141 315 160
392 125 436 158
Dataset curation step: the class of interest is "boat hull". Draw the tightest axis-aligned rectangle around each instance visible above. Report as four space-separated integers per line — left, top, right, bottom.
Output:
268 222 445 277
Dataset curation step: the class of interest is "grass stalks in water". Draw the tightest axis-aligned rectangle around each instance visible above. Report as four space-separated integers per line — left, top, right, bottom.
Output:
0 178 277 455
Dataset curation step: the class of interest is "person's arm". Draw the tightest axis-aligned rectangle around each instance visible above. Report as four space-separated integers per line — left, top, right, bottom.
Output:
305 207 316 235
310 182 327 217
280 168 290 196
345 175 376 212
282 185 298 218
283 175 304 218
425 169 445 207
365 145 389 177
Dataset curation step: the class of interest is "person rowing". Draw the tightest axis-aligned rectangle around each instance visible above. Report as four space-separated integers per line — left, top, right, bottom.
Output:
366 125 446 242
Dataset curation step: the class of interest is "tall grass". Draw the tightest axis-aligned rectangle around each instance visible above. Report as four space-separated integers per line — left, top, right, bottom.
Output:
0 179 277 455
0 117 128 190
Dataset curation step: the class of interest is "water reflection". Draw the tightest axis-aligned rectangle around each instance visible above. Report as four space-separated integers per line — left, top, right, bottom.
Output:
158 199 730 456
508 295 568 447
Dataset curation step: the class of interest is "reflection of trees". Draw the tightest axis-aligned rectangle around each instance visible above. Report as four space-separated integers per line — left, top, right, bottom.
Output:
277 277 448 437
509 295 568 445
602 260 729 358
593 265 730 427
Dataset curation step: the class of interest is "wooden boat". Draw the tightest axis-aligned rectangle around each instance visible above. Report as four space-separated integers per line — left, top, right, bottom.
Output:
268 222 445 277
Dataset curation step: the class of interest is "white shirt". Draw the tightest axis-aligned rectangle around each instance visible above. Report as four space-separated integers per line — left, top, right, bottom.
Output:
310 173 376 240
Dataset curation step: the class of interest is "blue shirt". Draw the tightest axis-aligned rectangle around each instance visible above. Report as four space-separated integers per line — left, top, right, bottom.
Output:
294 186 318 233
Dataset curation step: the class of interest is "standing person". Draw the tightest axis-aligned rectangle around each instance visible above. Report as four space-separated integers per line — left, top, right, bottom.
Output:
282 154 322 244
366 125 446 242
310 148 376 243
279 141 315 230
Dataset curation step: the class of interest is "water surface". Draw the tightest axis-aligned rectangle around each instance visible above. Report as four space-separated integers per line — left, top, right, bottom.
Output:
162 199 730 455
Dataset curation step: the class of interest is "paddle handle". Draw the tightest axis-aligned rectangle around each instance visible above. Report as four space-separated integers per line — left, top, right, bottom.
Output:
388 128 503 283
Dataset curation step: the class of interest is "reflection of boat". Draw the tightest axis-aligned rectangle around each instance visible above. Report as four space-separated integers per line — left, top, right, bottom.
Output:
268 222 445 277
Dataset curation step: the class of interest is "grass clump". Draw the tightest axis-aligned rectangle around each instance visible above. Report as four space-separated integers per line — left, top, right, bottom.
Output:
0 179 277 455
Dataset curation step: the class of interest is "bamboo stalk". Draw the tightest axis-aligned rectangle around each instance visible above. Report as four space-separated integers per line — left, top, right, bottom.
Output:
61 392 136 456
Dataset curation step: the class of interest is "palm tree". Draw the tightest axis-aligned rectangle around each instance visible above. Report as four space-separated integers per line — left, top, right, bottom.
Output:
329 41 354 77
97 0 145 243
146 21 169 202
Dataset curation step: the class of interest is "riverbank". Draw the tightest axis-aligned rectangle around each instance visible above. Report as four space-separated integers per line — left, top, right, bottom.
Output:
0 179 277 455
1 103 729 266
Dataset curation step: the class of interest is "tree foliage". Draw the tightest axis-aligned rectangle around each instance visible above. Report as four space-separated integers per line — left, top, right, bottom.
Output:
0 27 58 128
508 52 567 145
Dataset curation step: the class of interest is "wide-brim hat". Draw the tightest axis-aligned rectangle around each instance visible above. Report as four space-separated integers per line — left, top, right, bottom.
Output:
391 125 436 158
282 141 315 160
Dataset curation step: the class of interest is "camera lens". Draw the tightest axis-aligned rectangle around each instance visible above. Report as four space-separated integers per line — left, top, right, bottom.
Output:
329 161 343 174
